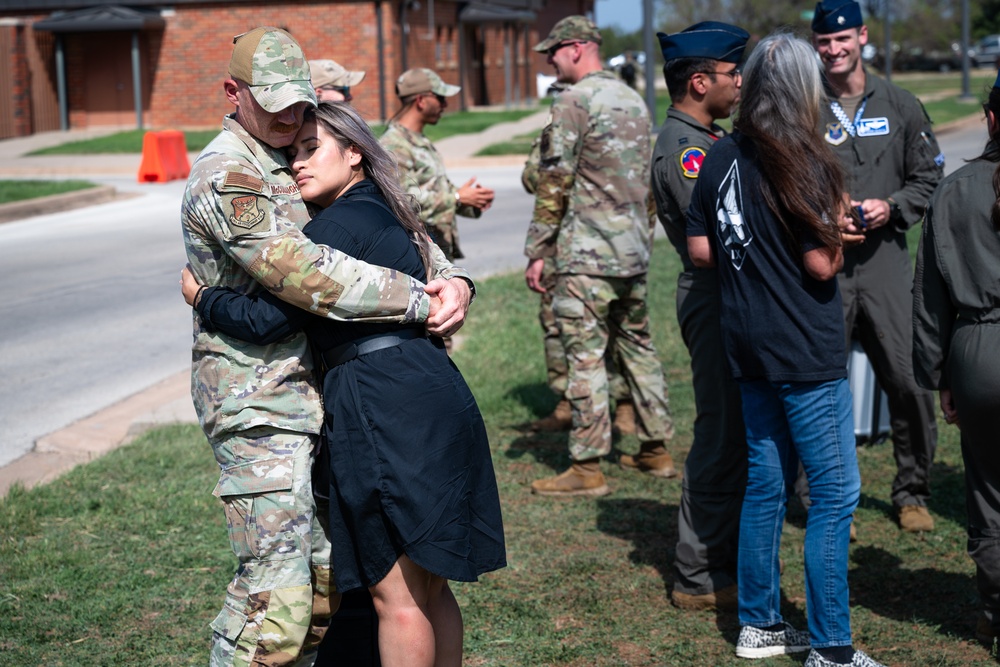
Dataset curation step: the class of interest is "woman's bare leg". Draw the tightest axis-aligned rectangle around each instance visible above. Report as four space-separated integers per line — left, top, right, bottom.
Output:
369 555 463 667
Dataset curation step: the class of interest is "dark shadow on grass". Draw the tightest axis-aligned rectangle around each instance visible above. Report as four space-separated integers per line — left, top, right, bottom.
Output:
595 498 808 644
849 545 981 641
504 431 568 473
505 382 558 421
595 497 678 587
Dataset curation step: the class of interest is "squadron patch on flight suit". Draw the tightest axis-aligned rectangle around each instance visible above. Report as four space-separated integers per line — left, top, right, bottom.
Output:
825 122 848 146
219 171 270 236
679 147 706 178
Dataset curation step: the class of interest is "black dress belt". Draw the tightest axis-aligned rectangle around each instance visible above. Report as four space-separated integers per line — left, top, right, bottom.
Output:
320 328 425 370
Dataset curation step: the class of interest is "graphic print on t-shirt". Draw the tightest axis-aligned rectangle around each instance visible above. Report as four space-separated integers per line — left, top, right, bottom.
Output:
715 159 751 270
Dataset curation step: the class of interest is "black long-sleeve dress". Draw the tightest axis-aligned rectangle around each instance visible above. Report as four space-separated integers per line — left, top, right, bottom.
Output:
196 179 506 591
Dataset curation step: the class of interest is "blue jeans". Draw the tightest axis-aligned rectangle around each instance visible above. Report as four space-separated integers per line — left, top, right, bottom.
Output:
737 378 860 649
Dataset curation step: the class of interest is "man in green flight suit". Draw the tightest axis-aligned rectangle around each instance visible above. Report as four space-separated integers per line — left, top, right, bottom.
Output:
650 21 749 612
812 0 943 534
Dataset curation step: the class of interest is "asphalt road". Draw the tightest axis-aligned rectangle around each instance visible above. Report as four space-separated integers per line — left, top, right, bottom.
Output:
0 119 989 469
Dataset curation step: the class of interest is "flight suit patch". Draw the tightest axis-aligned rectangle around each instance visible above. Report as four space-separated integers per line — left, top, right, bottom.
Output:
219 171 271 236
679 147 706 178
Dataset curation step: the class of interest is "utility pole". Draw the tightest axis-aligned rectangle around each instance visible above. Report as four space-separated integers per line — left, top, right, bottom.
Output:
642 0 657 123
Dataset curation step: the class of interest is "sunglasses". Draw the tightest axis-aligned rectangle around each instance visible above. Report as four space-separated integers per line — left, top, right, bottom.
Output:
699 67 742 80
320 85 351 97
545 40 583 57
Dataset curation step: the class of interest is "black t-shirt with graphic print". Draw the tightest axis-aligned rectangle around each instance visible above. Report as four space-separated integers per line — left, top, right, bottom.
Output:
686 132 847 383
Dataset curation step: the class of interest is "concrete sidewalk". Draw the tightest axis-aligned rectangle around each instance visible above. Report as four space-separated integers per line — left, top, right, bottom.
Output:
0 110 547 498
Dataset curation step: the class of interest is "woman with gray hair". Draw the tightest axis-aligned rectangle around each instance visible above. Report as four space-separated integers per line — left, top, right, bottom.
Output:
182 102 506 667
687 32 882 667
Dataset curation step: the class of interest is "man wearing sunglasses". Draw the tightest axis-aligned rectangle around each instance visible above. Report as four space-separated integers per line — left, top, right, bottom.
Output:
308 58 364 103
525 15 675 497
650 21 749 613
380 67 495 263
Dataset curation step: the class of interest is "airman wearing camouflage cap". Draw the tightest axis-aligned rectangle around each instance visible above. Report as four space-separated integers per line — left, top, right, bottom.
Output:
381 67 494 265
524 16 676 498
309 58 365 103
181 26 475 666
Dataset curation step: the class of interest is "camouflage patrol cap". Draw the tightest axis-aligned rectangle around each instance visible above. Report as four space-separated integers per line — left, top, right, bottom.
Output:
229 27 317 113
534 15 602 53
310 59 366 88
396 68 461 98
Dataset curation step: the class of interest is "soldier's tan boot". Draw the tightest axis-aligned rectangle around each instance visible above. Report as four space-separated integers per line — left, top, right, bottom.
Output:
527 399 572 432
531 459 611 497
612 399 637 436
898 505 934 532
671 583 738 612
619 441 678 478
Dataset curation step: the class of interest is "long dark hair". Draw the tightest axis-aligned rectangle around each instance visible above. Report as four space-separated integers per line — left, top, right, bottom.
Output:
734 31 845 250
306 103 432 275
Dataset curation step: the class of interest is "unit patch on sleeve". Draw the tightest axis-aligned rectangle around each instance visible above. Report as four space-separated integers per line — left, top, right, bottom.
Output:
679 147 707 179
219 170 270 236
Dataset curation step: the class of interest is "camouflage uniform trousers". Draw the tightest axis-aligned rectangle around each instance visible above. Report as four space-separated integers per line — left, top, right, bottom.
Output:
209 428 335 667
553 273 674 461
539 258 628 401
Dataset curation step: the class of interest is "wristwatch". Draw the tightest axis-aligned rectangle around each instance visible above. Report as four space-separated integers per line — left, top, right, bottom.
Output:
887 198 902 223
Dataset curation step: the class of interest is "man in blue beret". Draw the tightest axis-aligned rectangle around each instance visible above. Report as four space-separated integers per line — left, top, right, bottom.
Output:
811 0 942 537
647 20 749 612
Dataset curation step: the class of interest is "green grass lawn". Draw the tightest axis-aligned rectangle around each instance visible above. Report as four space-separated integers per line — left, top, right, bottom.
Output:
0 231 989 665
0 179 98 204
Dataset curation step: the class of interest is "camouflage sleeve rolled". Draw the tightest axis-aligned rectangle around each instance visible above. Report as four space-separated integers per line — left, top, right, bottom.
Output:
184 166 430 324
426 240 476 298
521 136 541 194
524 98 586 260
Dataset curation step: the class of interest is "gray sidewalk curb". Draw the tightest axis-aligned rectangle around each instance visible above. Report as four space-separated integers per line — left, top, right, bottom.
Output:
0 370 197 498
0 185 135 224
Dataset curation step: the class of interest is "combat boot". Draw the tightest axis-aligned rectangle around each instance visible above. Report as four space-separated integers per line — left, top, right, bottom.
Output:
612 399 637 436
531 458 610 497
618 441 678 478
527 399 572 432
898 505 934 532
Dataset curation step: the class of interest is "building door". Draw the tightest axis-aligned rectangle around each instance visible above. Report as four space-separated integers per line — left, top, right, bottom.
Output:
82 32 146 127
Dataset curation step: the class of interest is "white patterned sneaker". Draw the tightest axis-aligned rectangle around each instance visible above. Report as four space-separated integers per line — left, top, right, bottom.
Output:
736 622 811 658
803 648 886 667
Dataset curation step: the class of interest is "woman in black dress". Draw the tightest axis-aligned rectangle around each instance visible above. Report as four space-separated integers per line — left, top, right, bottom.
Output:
182 102 505 667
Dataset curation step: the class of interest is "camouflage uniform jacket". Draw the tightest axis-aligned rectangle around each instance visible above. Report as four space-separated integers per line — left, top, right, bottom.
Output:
524 70 653 278
381 121 481 258
182 115 471 440
651 107 725 272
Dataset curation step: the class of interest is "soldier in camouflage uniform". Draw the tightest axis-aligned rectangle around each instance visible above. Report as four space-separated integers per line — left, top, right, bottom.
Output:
521 117 636 435
650 22 749 613
380 68 495 261
524 16 676 497
181 28 474 667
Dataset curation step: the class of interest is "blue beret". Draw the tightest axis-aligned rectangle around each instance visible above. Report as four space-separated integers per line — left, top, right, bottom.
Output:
812 0 863 34
657 21 750 64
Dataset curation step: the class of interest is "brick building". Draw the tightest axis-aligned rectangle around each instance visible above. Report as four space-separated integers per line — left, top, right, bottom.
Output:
0 0 594 139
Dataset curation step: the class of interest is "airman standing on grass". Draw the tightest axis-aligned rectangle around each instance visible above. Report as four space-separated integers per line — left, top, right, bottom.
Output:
520 81 638 437
380 68 495 262
524 15 676 497
180 27 473 666
650 21 750 612
810 0 943 536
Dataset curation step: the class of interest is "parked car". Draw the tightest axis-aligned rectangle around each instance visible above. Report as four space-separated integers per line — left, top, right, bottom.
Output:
897 47 962 72
606 51 646 71
973 35 1000 68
